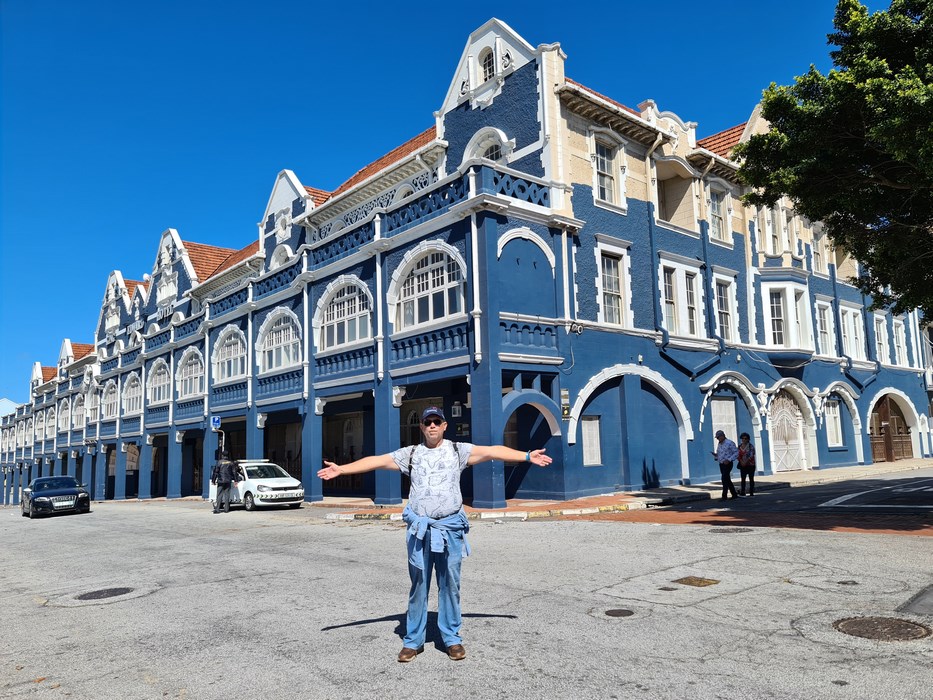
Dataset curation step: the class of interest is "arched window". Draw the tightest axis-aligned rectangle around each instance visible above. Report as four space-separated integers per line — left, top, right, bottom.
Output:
480 48 495 83
321 283 372 351
102 382 118 419
59 400 71 432
213 327 247 381
18 421 26 446
176 350 205 398
45 408 56 438
26 418 34 442
73 395 86 428
148 361 171 404
396 250 465 330
258 310 302 373
123 373 142 414
87 392 99 423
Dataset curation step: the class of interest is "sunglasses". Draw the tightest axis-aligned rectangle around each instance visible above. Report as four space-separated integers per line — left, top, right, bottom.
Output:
422 418 444 427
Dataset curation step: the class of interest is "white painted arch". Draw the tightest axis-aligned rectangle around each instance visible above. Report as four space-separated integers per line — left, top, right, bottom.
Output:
497 226 556 272
864 386 924 459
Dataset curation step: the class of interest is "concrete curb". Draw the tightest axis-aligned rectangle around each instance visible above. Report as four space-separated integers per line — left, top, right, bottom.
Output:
323 461 930 521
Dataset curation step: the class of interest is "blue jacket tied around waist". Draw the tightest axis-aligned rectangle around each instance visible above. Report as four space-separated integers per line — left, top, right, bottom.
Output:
402 504 471 570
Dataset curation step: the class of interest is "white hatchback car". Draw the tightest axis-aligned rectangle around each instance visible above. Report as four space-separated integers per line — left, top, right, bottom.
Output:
209 460 304 511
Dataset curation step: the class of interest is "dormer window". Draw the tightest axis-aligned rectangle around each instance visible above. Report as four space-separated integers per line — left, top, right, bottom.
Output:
463 127 514 167
480 48 495 83
483 143 502 161
589 129 628 211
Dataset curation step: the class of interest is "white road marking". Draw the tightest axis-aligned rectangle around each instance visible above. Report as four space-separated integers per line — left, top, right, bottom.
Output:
817 478 933 508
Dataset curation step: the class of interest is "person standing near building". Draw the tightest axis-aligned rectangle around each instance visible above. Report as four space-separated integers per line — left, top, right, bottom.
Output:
211 452 239 514
737 432 756 497
317 406 553 663
712 430 739 500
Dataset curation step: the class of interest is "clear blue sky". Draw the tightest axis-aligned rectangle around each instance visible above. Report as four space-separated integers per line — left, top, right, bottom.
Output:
0 0 887 405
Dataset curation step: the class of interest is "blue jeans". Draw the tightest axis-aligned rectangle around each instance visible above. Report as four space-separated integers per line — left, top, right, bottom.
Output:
403 528 465 649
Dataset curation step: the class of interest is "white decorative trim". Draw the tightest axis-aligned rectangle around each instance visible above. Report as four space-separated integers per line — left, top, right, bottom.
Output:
567 363 694 482
312 275 375 352
389 355 471 378
497 227 555 270
386 240 468 333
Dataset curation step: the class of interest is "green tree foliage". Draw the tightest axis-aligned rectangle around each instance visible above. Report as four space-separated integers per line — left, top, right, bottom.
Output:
736 0 933 316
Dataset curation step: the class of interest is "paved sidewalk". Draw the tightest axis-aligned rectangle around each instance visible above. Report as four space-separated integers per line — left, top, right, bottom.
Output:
314 457 933 521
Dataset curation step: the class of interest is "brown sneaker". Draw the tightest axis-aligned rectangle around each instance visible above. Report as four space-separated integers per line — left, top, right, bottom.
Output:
446 644 466 661
397 647 421 663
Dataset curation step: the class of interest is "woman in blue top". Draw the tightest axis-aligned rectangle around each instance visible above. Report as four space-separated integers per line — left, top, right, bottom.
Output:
317 406 552 663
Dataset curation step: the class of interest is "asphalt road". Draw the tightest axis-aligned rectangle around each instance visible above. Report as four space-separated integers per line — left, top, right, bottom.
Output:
1 495 932 700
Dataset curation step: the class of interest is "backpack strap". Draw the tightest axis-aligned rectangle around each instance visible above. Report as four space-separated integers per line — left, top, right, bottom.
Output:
407 445 417 473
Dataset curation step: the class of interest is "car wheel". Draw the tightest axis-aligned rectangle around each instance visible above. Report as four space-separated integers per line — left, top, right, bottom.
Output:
28 503 36 519
288 503 301 509
243 492 255 511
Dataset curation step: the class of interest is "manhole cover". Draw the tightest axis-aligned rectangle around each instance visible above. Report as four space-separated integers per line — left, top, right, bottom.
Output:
672 576 720 588
833 616 931 641
605 609 634 618
76 587 134 601
709 527 753 534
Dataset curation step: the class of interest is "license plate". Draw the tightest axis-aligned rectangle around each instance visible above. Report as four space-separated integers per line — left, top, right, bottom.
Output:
54 500 75 509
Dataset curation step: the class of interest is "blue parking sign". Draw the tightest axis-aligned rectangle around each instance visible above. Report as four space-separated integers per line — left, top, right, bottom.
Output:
211 416 222 431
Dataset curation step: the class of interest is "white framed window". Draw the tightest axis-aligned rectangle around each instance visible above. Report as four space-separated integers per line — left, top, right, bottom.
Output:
17 421 25 446
45 409 56 439
157 271 177 306
711 397 738 452
258 311 302 373
87 392 99 423
102 382 118 419
784 209 798 255
714 278 736 342
213 327 248 381
27 418 35 442
463 127 513 166
763 206 784 255
659 258 705 338
73 395 85 427
874 316 889 364
397 251 465 331
590 130 627 210
825 399 843 447
762 284 813 349
839 307 865 360
812 233 829 274
815 302 836 356
148 361 171 404
840 307 865 360
594 236 632 328
893 319 907 366
321 284 372 351
480 48 495 83
58 401 70 432
176 349 205 398
482 143 502 161
123 373 142 414
581 416 602 465
708 189 728 242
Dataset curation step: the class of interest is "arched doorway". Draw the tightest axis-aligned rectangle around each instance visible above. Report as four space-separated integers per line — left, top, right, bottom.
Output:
869 396 913 462
770 390 808 472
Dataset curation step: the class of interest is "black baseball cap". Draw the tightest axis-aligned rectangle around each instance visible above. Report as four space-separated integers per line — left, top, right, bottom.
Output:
422 406 446 422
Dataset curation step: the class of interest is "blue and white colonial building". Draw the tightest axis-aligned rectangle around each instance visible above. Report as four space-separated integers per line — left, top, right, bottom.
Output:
3 19 933 508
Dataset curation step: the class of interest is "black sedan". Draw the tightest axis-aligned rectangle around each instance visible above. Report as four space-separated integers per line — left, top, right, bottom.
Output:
21 476 91 519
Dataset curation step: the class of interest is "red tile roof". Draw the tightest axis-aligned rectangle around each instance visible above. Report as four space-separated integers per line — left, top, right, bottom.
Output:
124 279 148 299
327 127 436 200
304 187 332 207
697 123 746 158
210 241 260 279
72 343 95 361
182 241 240 282
565 78 640 116
41 367 56 383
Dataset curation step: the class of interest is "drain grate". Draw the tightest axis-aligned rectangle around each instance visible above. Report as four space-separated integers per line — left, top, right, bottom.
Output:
672 576 720 588
709 527 753 534
833 616 931 642
605 609 634 618
76 587 134 601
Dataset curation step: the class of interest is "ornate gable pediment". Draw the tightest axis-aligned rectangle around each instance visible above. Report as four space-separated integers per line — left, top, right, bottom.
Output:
439 18 537 116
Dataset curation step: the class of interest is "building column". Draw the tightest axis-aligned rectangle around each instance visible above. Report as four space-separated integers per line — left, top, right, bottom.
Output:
12 466 23 505
167 428 183 499
66 451 76 478
203 427 219 499
246 406 264 460
0 469 7 505
138 439 153 500
93 449 107 501
114 442 127 500
302 405 322 502
372 381 401 505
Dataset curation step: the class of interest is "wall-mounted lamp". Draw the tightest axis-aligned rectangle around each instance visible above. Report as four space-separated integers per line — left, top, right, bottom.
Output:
451 401 463 418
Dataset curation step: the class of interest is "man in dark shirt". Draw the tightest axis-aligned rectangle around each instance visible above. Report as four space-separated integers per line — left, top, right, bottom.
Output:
211 453 239 514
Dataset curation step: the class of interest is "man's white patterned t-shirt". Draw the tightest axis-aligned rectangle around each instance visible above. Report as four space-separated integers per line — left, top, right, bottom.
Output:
391 440 474 518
